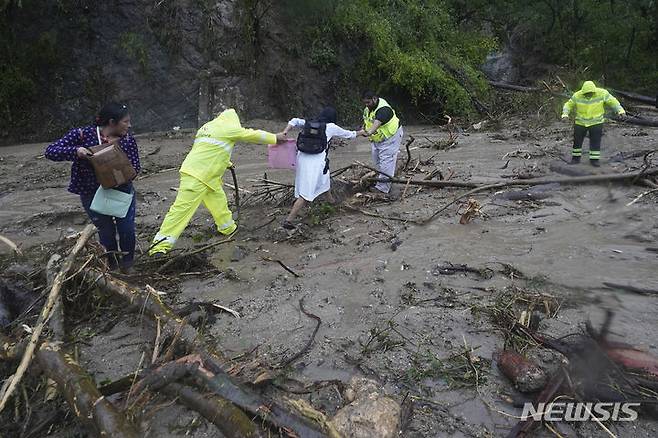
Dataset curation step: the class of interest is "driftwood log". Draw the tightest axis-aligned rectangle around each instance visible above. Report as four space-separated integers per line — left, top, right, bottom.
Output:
35 342 139 438
196 358 328 438
356 165 658 224
365 166 658 191
610 89 657 106
128 357 264 438
87 269 204 360
83 270 329 437
160 382 264 438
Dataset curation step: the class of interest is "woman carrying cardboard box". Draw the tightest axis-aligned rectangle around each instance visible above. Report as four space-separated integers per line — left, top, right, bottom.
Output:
45 103 140 273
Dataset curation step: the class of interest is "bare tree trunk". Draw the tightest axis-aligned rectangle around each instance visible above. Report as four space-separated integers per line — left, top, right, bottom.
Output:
36 342 140 438
84 271 329 437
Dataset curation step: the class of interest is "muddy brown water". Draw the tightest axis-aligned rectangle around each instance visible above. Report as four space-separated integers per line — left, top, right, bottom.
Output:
1 120 658 437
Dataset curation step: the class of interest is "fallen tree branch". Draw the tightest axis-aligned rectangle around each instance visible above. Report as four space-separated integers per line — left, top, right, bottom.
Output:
46 254 65 341
488 81 542 93
0 234 22 256
354 160 394 180
193 362 328 438
603 282 658 297
84 270 328 437
400 168 658 224
276 297 321 369
35 342 139 437
262 256 301 278
87 270 204 358
0 224 95 412
160 382 264 438
626 188 658 206
228 165 241 221
403 136 416 170
610 89 657 106
363 176 478 189
615 115 658 127
123 354 264 437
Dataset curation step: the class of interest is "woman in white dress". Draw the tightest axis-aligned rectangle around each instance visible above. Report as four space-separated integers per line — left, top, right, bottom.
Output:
280 107 364 229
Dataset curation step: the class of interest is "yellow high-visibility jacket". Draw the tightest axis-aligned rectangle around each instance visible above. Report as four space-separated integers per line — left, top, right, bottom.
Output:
363 97 400 142
180 109 277 191
562 81 625 127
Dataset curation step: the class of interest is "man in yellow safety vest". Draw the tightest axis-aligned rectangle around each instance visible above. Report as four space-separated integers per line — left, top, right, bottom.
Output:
361 91 403 194
149 109 285 256
561 81 626 167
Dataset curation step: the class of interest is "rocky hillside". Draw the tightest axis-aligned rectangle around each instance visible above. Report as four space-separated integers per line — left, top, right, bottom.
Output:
0 0 337 143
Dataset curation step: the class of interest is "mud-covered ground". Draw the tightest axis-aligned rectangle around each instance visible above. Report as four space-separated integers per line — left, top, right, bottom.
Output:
1 117 658 437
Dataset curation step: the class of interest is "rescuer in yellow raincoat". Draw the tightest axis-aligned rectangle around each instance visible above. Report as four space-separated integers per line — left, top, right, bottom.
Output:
562 81 626 166
149 109 286 255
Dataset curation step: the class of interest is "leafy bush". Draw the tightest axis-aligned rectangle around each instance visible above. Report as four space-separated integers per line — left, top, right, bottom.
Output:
283 0 496 119
454 0 658 93
119 32 149 75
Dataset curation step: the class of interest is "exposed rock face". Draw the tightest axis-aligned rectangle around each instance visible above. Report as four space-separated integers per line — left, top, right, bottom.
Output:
482 49 520 83
1 0 332 143
329 377 401 438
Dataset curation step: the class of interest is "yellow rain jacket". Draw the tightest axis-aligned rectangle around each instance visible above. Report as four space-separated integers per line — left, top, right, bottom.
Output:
150 109 277 255
363 98 400 143
562 81 625 127
180 109 277 190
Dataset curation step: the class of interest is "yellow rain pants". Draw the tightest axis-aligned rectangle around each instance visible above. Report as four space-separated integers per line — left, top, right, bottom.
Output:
149 108 277 255
149 172 236 255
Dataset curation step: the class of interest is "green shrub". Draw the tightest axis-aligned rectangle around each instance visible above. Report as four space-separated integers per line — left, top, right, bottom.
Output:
119 32 149 75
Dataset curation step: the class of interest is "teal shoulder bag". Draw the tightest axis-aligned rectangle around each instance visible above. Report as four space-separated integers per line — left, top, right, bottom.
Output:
90 187 134 218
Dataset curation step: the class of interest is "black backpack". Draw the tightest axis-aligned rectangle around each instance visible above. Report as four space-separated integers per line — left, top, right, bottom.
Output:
296 120 327 154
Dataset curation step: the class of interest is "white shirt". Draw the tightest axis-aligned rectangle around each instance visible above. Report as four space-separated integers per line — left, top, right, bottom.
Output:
287 118 357 143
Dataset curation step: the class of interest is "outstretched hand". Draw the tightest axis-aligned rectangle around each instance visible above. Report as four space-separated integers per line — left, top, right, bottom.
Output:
357 130 368 137
275 132 288 144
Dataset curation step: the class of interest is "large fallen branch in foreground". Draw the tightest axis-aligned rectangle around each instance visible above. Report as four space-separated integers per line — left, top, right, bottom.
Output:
87 269 204 360
128 357 264 438
161 382 264 438
36 342 139 438
0 224 95 412
84 270 328 437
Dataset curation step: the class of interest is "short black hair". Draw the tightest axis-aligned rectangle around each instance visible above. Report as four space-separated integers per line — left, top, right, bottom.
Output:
96 102 129 126
361 90 377 100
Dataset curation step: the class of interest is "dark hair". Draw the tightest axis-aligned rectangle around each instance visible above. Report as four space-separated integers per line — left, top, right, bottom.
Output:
362 90 377 100
95 102 129 126
317 106 337 124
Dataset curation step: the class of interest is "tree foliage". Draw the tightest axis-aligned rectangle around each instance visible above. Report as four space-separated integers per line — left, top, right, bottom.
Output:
284 0 496 119
284 0 656 118
449 0 658 92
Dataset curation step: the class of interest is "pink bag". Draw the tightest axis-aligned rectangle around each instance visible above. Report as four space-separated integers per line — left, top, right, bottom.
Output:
268 140 297 169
